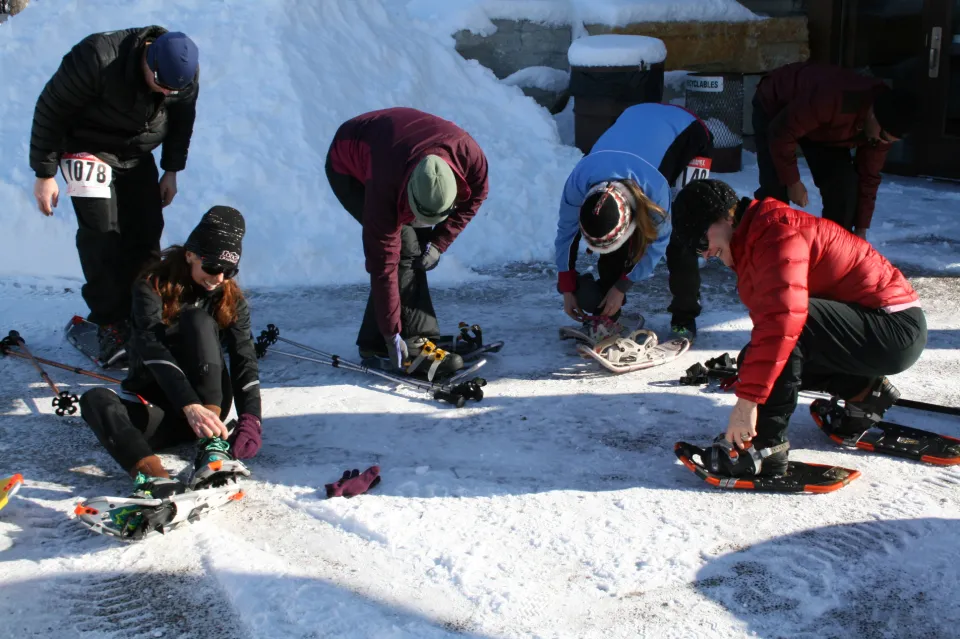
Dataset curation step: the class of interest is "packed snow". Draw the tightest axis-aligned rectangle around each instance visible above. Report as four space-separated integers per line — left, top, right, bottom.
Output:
3 1 960 638
567 34 667 67
404 0 759 37
502 66 571 92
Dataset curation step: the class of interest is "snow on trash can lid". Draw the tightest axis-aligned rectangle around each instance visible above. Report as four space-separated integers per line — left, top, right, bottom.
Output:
567 35 667 68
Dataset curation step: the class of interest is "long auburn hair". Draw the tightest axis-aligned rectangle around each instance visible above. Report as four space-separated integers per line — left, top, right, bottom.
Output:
141 245 243 328
621 179 667 266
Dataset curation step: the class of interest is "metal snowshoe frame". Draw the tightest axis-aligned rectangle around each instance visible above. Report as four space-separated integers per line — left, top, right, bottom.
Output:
254 324 486 408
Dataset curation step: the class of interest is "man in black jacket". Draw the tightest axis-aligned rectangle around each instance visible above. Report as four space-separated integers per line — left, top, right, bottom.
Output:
30 26 200 364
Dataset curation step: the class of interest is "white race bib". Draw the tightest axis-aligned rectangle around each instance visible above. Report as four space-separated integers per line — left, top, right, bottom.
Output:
674 156 712 190
60 152 112 198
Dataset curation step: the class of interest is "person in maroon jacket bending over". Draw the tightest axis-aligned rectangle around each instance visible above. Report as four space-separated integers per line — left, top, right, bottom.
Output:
671 180 926 478
325 107 489 377
753 62 918 238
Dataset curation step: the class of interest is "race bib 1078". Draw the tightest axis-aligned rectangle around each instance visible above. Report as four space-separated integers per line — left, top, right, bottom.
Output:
60 153 112 198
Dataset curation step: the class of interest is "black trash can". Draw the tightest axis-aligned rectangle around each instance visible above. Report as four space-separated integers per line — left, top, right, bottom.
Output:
568 36 665 154
684 72 744 173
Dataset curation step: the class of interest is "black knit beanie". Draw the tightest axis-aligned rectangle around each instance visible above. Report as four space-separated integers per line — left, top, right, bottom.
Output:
184 206 245 268
873 88 919 139
672 179 739 251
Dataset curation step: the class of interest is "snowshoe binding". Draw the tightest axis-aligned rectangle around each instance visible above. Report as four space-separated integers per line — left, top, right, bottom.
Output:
435 323 504 362
674 438 860 493
559 315 635 346
578 329 691 374
189 436 251 489
74 473 245 540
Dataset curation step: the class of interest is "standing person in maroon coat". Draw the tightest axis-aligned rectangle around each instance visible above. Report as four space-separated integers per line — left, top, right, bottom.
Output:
325 107 490 377
671 180 926 478
752 62 918 238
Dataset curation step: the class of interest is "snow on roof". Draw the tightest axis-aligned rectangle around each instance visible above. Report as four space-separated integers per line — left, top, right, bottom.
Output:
567 34 666 67
404 0 760 37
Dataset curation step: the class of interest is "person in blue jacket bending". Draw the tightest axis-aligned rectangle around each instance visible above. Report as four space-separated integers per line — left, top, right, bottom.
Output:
554 102 713 343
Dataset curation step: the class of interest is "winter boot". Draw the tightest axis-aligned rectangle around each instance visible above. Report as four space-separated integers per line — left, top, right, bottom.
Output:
834 377 901 436
189 437 250 489
404 337 463 381
699 435 790 478
670 319 697 342
582 316 625 344
110 473 188 538
97 320 129 366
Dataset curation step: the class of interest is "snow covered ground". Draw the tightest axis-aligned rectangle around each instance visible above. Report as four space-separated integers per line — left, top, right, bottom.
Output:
3 0 960 637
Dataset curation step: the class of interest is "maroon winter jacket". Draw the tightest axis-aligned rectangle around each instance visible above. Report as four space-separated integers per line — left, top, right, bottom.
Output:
329 108 489 337
731 198 919 404
756 62 890 229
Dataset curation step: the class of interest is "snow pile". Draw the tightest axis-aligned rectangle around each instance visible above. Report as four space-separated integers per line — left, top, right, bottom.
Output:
502 66 571 92
0 0 583 286
567 34 666 67
404 0 759 36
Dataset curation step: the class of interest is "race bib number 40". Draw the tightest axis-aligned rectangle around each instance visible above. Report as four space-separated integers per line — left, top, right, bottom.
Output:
60 152 112 198
674 157 712 190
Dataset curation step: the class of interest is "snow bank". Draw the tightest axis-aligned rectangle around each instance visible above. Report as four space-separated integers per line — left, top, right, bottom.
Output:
502 66 570 92
0 0 582 286
567 34 666 67
404 0 759 36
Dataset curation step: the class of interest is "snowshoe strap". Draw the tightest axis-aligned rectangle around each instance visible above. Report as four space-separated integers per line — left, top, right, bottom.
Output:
710 438 790 475
406 340 448 382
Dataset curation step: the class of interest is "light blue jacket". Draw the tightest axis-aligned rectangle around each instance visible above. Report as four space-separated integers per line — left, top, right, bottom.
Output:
554 103 700 284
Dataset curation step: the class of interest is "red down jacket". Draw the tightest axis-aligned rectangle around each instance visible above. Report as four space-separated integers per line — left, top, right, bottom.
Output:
329 107 489 337
731 198 919 404
755 62 890 229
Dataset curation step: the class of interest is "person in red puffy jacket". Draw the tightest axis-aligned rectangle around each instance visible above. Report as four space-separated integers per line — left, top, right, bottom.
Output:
671 179 926 478
753 62 918 238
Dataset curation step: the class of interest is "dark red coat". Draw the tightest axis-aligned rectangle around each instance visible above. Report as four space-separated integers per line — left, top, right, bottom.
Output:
731 198 919 404
756 62 890 229
329 108 489 337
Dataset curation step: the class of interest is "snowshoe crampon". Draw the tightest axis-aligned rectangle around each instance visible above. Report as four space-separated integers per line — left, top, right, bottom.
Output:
674 442 861 494
0 474 24 511
73 485 245 541
811 399 960 466
189 458 251 490
578 330 690 374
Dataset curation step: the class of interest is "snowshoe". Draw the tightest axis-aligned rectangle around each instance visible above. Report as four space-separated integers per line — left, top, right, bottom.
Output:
811 398 960 465
578 329 691 374
74 476 244 540
675 440 860 493
0 473 24 512
64 315 128 369
189 437 251 489
559 315 639 346
435 324 504 362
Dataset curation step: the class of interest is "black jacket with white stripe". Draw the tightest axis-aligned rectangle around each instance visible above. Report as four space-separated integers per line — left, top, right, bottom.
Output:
122 278 261 420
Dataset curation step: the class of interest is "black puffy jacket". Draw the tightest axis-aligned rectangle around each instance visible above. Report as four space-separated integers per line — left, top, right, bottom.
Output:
29 25 199 179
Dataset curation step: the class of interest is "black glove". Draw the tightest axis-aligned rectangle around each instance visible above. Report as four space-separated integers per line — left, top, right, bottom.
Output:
413 243 441 272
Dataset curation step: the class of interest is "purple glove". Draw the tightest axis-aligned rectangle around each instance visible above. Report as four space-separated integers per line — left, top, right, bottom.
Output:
325 466 381 498
228 413 262 459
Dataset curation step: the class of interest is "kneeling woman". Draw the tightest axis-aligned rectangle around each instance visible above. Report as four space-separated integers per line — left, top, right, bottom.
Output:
80 206 263 504
671 180 926 478
554 102 712 344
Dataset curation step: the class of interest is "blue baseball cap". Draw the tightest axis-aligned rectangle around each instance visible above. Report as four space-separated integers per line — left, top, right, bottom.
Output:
146 31 198 90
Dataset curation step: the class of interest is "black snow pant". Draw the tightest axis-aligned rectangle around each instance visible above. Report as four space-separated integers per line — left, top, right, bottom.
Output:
745 300 926 449
324 151 439 353
67 155 164 326
752 95 859 232
79 308 233 475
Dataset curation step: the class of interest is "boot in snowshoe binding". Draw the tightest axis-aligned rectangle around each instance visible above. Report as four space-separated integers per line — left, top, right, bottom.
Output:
697 436 790 478
404 337 463 381
74 474 187 539
189 436 251 490
828 377 901 437
559 315 626 346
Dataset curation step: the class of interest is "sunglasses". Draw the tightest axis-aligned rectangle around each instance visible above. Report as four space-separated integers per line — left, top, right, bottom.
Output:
200 261 239 280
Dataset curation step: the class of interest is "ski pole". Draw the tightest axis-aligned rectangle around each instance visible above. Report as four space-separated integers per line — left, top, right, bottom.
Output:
1 330 79 416
0 346 123 385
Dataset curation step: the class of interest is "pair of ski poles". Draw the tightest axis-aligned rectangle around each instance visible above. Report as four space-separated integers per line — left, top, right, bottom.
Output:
680 353 960 417
0 330 123 417
254 324 486 408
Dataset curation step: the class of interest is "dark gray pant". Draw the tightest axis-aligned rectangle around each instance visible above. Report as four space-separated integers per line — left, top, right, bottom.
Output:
324 152 439 352
79 308 232 473
68 155 164 326
747 300 926 448
753 95 859 232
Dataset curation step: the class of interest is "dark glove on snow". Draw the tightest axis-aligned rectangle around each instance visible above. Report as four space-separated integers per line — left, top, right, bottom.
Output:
413 243 441 271
325 466 381 498
228 413 262 459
